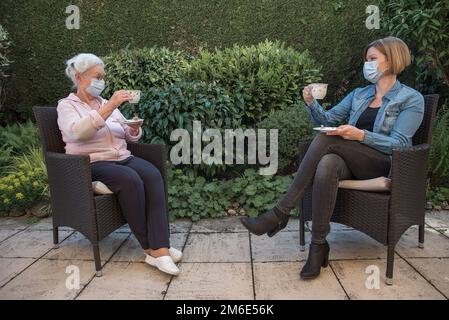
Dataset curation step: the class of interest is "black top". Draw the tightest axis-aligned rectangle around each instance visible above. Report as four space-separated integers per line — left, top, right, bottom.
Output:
355 107 380 132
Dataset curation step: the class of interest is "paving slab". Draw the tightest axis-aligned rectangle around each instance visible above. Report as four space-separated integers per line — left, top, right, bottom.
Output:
254 262 347 300
43 231 128 262
0 257 36 287
396 226 449 258
170 218 192 234
0 259 96 300
0 230 72 258
331 256 445 299
165 262 253 300
425 211 449 230
251 231 307 262
405 258 449 298
190 216 247 233
77 261 170 300
183 233 250 263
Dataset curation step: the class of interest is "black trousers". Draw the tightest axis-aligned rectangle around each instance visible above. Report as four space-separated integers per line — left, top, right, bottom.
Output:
91 156 170 250
276 134 391 244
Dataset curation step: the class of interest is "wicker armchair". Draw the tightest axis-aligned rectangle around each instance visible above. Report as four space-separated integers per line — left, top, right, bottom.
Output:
298 94 439 285
33 106 168 277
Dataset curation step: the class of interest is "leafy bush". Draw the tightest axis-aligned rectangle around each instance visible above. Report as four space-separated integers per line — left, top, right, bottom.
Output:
123 81 244 178
0 147 48 216
0 24 12 112
379 0 449 88
426 186 449 208
186 40 322 125
167 165 233 221
231 168 296 217
103 46 190 97
166 166 296 221
429 106 449 187
0 120 39 170
257 103 315 174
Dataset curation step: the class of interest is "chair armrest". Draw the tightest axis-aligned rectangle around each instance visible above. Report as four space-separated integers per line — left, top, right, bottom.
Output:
127 143 168 200
389 144 430 243
45 152 97 235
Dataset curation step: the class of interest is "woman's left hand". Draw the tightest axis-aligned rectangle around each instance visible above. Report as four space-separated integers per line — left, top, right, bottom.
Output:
326 124 365 141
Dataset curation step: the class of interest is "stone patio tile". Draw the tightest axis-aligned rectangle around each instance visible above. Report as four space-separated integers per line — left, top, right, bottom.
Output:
0 230 73 258
304 221 354 232
43 231 128 262
254 262 347 300
0 257 36 287
282 217 300 232
425 210 449 230
165 263 253 300
0 259 95 300
406 258 449 298
77 262 170 300
183 233 250 263
0 216 32 230
190 217 247 233
251 231 307 262
111 233 188 262
114 224 131 233
27 217 73 232
331 256 445 299
0 229 21 243
327 230 387 260
396 226 449 258
170 218 192 234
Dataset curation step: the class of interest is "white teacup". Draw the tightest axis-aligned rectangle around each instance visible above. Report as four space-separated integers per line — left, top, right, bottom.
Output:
126 90 141 104
310 83 328 100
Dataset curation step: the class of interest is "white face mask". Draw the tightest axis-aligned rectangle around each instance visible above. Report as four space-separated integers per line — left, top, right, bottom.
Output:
363 60 383 84
86 79 105 97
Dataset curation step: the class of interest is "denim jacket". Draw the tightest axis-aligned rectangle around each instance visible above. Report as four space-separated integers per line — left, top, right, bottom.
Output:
306 80 425 155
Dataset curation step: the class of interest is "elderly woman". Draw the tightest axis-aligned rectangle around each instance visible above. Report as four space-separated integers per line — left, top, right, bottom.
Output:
57 53 181 276
241 37 425 280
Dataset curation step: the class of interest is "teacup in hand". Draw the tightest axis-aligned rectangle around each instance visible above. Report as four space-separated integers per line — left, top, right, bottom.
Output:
310 83 328 100
126 90 141 104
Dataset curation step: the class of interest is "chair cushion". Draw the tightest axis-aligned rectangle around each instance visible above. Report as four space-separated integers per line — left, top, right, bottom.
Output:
92 181 113 195
338 176 391 192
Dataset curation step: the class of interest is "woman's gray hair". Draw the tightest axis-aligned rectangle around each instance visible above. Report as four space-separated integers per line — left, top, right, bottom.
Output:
65 53 104 88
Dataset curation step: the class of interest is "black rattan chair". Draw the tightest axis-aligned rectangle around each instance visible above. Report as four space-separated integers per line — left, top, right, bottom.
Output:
33 106 168 277
298 94 439 285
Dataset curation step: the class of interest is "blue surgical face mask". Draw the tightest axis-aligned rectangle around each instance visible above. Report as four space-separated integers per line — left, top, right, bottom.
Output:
86 79 105 97
363 60 383 84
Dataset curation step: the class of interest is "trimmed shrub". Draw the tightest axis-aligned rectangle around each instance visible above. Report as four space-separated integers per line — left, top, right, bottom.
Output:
0 0 378 122
257 103 315 174
123 81 244 178
185 40 322 125
102 46 189 98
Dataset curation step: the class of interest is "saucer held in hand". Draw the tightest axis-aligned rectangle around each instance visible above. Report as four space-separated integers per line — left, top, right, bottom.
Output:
113 118 143 125
313 126 337 132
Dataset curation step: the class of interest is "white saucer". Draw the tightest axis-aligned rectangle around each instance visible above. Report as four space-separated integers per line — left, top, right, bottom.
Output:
313 126 338 132
113 119 143 125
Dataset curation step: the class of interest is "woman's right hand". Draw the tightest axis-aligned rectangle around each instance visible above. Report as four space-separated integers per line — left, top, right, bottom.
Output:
108 90 133 110
303 85 314 106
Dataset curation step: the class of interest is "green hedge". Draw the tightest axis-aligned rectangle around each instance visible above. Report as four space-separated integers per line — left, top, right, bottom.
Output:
0 0 380 123
185 40 321 125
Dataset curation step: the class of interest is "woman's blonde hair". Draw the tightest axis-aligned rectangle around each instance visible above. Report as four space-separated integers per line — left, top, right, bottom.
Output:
363 37 412 75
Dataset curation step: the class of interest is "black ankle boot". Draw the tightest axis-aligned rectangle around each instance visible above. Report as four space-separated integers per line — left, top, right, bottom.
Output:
300 241 330 280
240 208 289 237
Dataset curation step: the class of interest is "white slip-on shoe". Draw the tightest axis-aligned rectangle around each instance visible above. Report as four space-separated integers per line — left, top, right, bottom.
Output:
169 247 183 263
145 254 180 276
